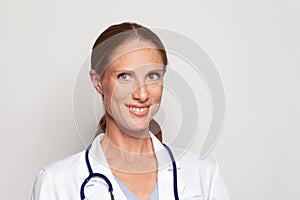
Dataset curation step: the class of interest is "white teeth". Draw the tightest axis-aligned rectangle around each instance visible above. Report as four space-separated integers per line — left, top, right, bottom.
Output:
129 107 147 113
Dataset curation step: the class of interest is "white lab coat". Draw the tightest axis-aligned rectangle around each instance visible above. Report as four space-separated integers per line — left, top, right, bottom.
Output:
31 133 230 200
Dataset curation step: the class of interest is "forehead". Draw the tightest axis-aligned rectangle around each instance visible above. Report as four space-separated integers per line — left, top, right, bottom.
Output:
107 41 164 72
112 49 163 68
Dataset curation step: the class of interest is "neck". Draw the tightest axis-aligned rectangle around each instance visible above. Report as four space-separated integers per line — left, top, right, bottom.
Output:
102 116 154 154
100 118 157 173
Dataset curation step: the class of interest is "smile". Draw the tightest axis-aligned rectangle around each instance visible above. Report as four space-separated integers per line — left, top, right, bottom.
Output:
128 106 150 117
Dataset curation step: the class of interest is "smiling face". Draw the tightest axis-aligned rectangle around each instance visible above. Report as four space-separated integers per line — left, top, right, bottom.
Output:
96 40 165 137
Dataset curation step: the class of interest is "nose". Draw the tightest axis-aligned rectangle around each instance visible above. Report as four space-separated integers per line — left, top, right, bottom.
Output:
132 84 150 103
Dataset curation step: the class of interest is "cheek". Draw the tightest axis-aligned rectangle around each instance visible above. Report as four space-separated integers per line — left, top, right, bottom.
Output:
113 84 133 99
102 81 118 112
107 84 133 108
148 84 163 102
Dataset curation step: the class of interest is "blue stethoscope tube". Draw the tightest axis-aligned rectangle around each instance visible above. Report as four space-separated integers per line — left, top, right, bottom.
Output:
80 143 179 200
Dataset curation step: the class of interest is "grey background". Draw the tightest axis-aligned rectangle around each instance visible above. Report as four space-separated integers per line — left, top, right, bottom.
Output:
1 0 299 199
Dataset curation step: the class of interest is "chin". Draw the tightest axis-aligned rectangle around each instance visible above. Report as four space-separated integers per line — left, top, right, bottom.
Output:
128 120 150 131
119 121 151 138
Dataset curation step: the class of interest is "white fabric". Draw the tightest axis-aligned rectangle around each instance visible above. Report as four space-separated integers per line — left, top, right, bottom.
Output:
31 133 231 200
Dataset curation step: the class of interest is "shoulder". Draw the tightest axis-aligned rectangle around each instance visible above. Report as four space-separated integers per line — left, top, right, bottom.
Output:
36 150 86 187
31 151 85 199
171 146 217 170
170 147 231 199
43 151 84 174
171 147 222 188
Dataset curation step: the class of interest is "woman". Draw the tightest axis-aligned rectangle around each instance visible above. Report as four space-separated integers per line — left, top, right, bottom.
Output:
31 22 230 200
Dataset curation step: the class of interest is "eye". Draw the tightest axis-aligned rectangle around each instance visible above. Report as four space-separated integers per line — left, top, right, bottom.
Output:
148 72 161 80
117 73 132 81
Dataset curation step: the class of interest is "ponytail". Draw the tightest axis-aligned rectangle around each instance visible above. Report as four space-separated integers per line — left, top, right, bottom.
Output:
94 114 163 142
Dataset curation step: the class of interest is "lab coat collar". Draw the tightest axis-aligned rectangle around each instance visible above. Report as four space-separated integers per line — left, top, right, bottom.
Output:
79 133 185 199
79 134 127 200
150 133 186 199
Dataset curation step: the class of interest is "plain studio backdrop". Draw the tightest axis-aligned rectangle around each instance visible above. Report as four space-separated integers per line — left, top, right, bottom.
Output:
1 0 299 199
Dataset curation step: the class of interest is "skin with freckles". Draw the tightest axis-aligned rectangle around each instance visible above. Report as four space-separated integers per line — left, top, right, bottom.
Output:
89 40 165 200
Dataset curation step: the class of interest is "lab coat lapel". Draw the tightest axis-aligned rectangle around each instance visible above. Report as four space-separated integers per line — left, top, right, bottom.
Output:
78 134 127 200
151 134 186 198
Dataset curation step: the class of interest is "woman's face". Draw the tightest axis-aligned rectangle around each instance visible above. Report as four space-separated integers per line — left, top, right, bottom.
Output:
98 41 165 136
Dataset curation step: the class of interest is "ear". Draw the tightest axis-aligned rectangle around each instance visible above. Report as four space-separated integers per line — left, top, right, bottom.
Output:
89 69 103 94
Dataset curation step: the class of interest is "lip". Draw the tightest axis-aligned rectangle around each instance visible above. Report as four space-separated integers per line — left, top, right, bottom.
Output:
127 104 150 117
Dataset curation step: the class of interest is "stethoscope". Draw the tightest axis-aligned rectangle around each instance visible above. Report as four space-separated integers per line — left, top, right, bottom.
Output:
80 143 179 200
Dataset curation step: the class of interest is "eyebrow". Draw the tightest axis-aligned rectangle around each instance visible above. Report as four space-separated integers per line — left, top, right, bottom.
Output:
111 69 135 75
147 69 165 73
111 68 165 74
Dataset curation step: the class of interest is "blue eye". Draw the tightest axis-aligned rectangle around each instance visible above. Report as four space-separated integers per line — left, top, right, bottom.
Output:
148 72 161 80
117 73 131 81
